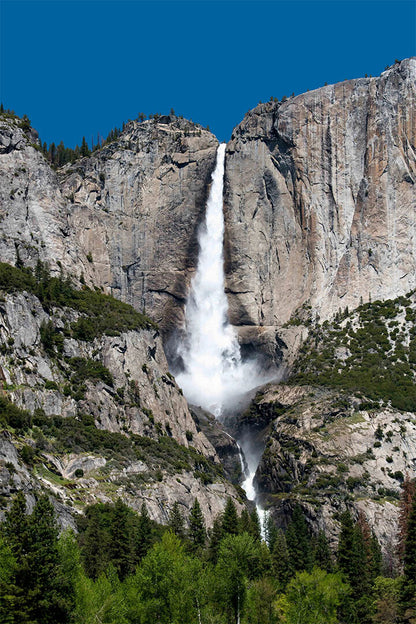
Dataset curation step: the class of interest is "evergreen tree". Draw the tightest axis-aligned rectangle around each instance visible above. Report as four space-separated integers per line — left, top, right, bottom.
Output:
263 512 278 552
337 510 371 623
400 494 416 622
25 495 69 623
3 491 29 561
188 498 206 551
337 510 359 584
168 501 185 539
79 505 110 579
109 498 134 580
272 529 290 589
249 509 262 542
238 508 252 535
2 493 71 624
313 530 333 573
136 502 153 561
398 474 416 565
80 136 90 158
0 534 18 623
286 505 313 575
221 497 239 536
48 142 56 164
207 515 223 564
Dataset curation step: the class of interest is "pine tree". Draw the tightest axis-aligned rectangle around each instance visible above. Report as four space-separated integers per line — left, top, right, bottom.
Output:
400 494 416 622
357 511 381 583
168 501 185 539
398 475 416 565
80 505 110 578
238 508 252 534
249 509 262 542
222 498 239 536
3 491 29 561
208 515 223 563
25 495 68 623
337 510 371 623
136 502 153 561
337 510 357 581
3 494 71 623
286 505 313 575
188 498 206 551
263 512 278 552
109 498 134 580
313 530 333 573
80 136 90 158
0 534 19 623
272 529 290 588
1 492 29 622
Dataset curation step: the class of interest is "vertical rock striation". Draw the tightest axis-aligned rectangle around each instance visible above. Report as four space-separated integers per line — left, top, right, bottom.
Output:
224 59 416 361
0 115 218 338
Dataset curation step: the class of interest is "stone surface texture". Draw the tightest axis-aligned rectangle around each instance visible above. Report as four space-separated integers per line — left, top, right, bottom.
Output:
0 115 218 339
0 291 242 527
253 383 416 552
224 59 416 364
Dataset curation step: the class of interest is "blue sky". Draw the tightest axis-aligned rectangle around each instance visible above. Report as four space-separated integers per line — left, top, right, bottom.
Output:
1 0 415 146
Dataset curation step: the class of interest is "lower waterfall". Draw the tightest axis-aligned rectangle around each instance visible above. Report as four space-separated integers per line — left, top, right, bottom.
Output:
175 143 267 528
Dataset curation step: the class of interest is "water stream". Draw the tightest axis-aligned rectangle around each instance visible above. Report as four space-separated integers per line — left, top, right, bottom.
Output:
175 143 267 528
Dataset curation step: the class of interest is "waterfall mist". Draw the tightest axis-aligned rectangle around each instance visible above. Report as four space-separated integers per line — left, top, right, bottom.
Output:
175 143 267 418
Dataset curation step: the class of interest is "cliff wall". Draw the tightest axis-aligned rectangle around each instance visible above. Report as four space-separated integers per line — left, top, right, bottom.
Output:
224 58 416 363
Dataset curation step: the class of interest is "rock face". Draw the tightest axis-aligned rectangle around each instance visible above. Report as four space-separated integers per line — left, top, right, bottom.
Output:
224 58 416 364
252 383 416 553
0 115 218 339
0 289 243 526
1 61 416 540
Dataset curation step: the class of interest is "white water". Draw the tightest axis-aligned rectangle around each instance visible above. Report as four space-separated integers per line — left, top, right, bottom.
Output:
176 143 267 531
176 143 264 417
239 445 266 537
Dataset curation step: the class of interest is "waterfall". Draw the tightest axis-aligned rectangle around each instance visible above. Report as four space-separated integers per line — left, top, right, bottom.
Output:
176 143 263 416
175 142 267 530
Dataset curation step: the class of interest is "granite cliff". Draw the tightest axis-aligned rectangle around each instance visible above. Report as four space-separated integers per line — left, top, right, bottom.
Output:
224 58 416 367
0 60 415 546
0 114 218 339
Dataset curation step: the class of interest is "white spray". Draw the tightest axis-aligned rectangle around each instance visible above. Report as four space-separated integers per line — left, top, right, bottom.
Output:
176 143 267 530
176 143 263 416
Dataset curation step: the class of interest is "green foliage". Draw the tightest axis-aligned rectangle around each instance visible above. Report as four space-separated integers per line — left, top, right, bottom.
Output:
0 396 32 431
276 567 349 624
1 493 73 623
400 493 416 621
0 261 156 343
188 498 206 552
125 532 204 624
168 501 185 539
272 529 290 589
286 505 313 577
291 293 416 411
371 576 401 624
221 497 239 536
1 488 413 624
0 398 222 485
215 532 262 623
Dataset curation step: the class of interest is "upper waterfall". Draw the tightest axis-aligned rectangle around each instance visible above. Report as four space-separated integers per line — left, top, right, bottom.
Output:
176 143 264 417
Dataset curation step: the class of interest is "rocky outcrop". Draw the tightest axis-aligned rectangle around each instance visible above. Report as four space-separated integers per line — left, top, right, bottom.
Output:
0 115 218 339
224 59 416 365
190 405 243 484
253 383 416 552
0 289 243 526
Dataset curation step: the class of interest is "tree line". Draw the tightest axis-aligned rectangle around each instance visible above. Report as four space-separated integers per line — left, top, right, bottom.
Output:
1 477 415 624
